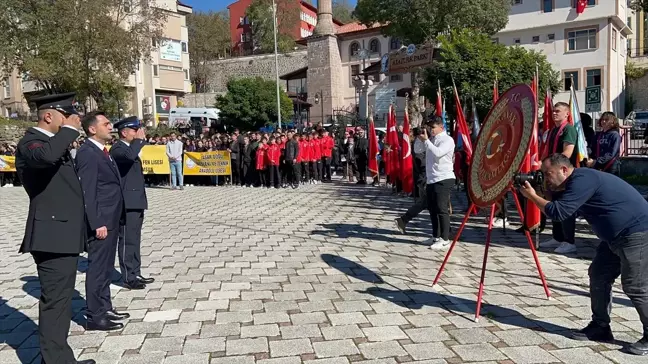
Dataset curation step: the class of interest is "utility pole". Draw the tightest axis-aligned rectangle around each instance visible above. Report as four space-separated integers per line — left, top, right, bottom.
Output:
272 0 282 129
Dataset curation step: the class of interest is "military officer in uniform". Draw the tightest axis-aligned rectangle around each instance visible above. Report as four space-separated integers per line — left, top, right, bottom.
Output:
110 116 154 289
15 92 96 364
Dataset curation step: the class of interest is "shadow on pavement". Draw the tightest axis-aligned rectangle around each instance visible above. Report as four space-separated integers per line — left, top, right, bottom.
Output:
0 296 40 364
21 276 87 327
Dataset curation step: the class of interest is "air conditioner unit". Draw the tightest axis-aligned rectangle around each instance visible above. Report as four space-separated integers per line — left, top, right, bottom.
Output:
144 97 152 106
143 106 152 115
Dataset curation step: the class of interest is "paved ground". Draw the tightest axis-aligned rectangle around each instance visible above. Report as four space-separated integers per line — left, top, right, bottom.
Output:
0 179 644 364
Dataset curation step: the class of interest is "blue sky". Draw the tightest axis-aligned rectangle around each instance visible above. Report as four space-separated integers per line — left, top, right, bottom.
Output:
183 0 357 13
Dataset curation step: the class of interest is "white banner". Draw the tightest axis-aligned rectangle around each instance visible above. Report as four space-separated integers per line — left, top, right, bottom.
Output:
160 39 182 62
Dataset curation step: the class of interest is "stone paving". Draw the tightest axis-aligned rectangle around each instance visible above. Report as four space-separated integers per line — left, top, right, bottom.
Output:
0 179 644 364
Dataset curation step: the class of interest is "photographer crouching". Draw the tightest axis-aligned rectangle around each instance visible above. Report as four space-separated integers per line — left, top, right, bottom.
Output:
519 153 648 356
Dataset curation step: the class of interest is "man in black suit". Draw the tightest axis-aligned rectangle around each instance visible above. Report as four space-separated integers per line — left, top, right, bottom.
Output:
354 128 369 184
110 117 154 290
76 112 128 331
15 92 95 364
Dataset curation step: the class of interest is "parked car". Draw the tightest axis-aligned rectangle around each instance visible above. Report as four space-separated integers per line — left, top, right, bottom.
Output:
627 110 648 139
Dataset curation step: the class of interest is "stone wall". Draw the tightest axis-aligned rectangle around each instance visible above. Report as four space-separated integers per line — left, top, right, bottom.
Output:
0 123 30 145
180 93 224 108
628 73 648 111
203 50 308 93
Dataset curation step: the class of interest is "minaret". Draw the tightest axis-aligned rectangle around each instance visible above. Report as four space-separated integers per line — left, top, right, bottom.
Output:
307 0 342 125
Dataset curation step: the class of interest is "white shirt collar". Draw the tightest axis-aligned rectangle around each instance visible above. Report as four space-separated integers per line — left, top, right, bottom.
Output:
120 139 130 147
32 127 54 137
88 138 105 150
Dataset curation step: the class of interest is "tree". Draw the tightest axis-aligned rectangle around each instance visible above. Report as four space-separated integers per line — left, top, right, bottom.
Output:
424 29 560 121
353 0 511 126
0 0 167 117
332 0 355 24
216 77 294 130
246 0 298 54
188 11 231 93
629 0 648 12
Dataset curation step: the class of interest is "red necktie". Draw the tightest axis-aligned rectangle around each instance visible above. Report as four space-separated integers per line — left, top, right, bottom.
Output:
103 147 109 158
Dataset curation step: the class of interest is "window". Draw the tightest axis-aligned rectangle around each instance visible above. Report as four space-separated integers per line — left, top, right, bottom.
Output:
628 17 632 29
153 65 159 77
491 38 499 44
586 69 601 87
542 0 553 12
159 65 182 71
183 69 189 80
350 42 360 57
369 39 380 53
390 38 401 50
389 74 403 82
512 0 522 4
2 78 10 98
514 38 521 45
547 33 555 41
612 29 618 51
563 71 579 90
181 41 187 53
351 64 360 77
573 0 595 6
532 35 540 43
567 28 597 51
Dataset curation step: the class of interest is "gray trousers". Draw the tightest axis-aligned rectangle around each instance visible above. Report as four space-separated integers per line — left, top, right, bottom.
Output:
589 231 648 336
401 182 428 224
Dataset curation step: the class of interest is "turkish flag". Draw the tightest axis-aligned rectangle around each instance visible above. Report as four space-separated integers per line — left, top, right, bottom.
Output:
368 116 380 178
436 83 443 117
387 106 401 183
576 0 587 14
400 110 414 194
524 73 542 231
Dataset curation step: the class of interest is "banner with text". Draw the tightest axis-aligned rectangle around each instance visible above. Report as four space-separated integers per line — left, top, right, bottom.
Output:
183 151 231 176
106 145 170 174
0 155 16 172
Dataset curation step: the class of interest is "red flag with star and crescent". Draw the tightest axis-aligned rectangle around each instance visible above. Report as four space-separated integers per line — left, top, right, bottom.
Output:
400 108 414 194
576 0 587 14
368 115 380 179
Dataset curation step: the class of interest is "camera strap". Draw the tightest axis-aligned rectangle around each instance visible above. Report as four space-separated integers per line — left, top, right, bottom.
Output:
550 120 569 155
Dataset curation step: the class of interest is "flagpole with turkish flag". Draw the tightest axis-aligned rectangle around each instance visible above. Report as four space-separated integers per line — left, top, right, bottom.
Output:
384 105 393 181
400 99 414 194
367 113 380 180
493 73 499 105
452 78 473 164
524 66 542 233
388 104 401 184
540 88 553 159
436 80 443 117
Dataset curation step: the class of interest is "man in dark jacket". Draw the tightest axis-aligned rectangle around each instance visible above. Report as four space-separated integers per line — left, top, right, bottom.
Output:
110 117 154 290
16 93 96 364
241 135 254 187
285 131 300 188
354 128 369 184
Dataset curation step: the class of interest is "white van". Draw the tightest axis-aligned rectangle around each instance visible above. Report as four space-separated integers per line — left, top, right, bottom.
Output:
168 108 220 127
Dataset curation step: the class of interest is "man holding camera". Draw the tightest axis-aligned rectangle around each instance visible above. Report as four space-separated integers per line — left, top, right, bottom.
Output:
418 116 455 249
520 153 648 356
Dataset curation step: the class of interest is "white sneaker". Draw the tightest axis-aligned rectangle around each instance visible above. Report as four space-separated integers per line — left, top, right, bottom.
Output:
423 237 439 245
542 238 561 248
554 242 577 254
430 239 451 250
490 217 507 227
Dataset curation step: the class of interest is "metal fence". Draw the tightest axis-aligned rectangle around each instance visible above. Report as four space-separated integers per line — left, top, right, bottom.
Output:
622 127 648 156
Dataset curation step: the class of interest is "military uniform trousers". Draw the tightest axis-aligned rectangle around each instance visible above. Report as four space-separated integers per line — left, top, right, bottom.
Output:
86 230 118 320
32 252 78 364
118 210 144 285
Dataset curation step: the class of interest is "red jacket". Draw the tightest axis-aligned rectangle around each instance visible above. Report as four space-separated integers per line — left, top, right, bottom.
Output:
266 144 281 166
321 136 334 158
256 144 267 170
311 138 322 160
299 140 310 162
279 141 286 150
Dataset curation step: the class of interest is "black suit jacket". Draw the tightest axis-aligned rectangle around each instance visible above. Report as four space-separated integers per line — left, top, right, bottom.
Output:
15 127 86 254
76 141 124 232
110 139 148 211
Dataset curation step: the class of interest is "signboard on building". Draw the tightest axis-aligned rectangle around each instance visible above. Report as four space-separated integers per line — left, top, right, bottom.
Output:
375 88 396 117
386 44 438 75
156 96 172 114
160 39 182 62
585 85 601 112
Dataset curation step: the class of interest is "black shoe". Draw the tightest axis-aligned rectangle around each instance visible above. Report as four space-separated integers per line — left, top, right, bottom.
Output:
86 318 124 331
570 322 614 342
105 310 130 321
77 360 97 364
395 218 406 234
124 280 146 290
136 276 155 284
627 336 648 356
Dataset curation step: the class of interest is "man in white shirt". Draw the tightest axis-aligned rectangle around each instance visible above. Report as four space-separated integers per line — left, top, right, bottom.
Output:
165 132 184 190
419 116 456 249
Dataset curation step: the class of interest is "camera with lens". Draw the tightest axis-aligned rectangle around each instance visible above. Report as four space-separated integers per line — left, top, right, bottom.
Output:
513 170 544 188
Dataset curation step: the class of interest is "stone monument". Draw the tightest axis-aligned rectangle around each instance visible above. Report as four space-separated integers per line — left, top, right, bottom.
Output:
307 0 342 125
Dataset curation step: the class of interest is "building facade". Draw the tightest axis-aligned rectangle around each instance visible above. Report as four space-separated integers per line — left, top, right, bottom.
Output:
0 0 192 125
227 0 343 56
498 0 631 116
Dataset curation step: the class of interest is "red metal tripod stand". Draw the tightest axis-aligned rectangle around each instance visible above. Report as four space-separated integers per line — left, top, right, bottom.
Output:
432 190 551 321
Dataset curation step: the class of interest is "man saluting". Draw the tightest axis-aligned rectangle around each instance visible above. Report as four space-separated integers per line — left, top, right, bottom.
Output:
110 116 154 290
15 93 96 364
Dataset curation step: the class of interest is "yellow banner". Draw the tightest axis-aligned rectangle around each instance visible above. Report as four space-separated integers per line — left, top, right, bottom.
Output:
0 155 16 172
183 151 231 176
106 144 170 174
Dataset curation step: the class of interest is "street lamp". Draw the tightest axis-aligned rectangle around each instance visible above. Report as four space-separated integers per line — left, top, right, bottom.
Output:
314 90 324 126
272 0 282 129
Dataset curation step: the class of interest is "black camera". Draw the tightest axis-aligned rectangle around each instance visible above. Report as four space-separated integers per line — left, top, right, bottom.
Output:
513 170 544 188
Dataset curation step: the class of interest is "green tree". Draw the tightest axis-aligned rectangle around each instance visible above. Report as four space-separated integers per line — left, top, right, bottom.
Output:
629 0 648 12
0 0 167 117
332 0 355 24
424 29 560 121
216 77 294 130
246 0 298 54
188 11 231 92
353 0 511 126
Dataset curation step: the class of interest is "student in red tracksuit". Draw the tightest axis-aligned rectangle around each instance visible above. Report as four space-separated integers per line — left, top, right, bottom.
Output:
311 132 322 183
255 138 268 187
299 134 310 184
266 137 281 188
320 130 334 182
